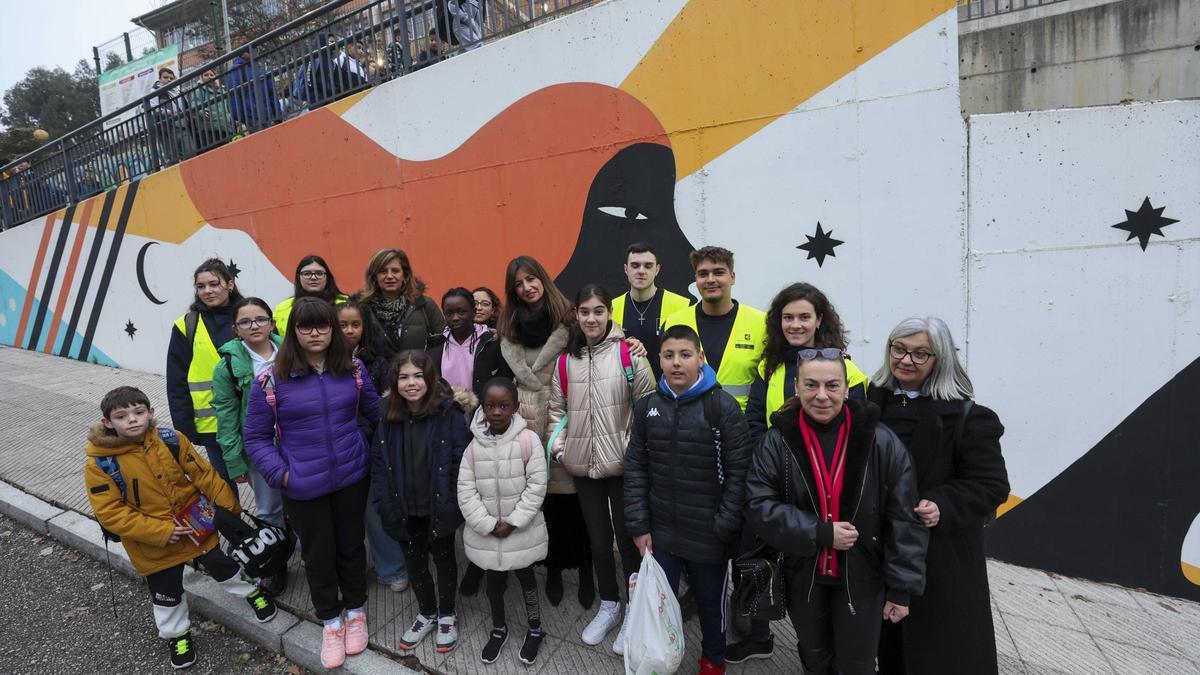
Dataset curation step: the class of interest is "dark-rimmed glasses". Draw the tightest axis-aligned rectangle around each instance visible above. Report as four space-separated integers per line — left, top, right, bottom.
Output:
798 347 845 361
889 343 935 365
235 316 271 329
296 325 332 335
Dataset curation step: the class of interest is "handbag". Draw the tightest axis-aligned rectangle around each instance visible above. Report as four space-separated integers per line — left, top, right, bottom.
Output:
732 446 791 621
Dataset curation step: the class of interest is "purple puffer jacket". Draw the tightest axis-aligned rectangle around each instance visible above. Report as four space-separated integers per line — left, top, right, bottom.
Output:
244 359 380 500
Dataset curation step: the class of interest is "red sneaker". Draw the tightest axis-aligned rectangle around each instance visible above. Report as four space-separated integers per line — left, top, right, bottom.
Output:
698 656 726 674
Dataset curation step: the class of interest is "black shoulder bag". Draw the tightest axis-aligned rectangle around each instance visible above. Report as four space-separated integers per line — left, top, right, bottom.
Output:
732 431 789 621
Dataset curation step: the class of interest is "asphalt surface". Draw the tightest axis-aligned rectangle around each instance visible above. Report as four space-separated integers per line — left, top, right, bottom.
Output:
0 513 309 675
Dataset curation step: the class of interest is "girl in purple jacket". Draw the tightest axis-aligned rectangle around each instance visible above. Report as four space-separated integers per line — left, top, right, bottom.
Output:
244 297 381 670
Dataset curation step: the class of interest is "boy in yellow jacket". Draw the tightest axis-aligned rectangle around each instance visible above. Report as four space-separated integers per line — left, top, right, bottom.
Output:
84 386 277 669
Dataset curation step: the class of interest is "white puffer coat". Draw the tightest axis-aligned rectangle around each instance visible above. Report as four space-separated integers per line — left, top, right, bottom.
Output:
547 322 655 479
457 409 549 571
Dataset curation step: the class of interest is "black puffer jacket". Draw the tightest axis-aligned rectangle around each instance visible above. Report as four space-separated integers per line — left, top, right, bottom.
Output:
426 329 513 401
371 397 471 542
745 397 928 606
624 368 751 564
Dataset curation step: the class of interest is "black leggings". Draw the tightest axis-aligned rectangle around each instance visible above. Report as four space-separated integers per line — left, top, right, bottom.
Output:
485 566 540 629
403 517 457 617
283 477 369 621
575 475 640 602
788 578 884 675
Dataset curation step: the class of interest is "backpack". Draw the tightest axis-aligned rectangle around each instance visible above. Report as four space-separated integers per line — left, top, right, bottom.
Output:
465 428 540 469
93 427 183 543
545 342 636 456
256 359 364 441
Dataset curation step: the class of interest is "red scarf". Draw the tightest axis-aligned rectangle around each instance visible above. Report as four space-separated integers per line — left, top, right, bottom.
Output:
798 407 852 578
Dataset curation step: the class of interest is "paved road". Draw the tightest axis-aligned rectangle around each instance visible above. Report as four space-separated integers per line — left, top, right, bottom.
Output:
0 513 309 675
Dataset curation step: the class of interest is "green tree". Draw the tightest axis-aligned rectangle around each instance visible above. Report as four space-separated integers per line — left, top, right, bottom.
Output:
1 59 101 164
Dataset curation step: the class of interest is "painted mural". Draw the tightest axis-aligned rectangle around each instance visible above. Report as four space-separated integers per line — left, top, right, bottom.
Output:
0 0 1197 600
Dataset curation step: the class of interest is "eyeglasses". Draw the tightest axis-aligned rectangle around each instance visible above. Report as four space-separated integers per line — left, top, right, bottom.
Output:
889 343 935 365
299 270 327 279
235 317 271 329
798 347 845 361
296 325 333 335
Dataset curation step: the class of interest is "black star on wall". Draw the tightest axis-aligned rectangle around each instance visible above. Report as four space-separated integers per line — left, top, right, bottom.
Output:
797 222 844 267
227 260 242 278
124 320 137 340
1113 197 1179 251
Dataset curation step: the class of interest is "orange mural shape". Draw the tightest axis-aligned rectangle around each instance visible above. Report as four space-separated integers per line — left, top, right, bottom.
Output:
179 83 670 295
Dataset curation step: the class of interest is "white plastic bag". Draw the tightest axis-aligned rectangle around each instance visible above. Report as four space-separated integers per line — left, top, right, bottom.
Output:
624 551 685 675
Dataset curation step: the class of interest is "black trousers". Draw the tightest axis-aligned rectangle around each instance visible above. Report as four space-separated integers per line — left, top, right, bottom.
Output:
403 516 457 617
283 477 369 621
485 566 540 629
788 576 884 675
146 546 241 606
575 475 640 602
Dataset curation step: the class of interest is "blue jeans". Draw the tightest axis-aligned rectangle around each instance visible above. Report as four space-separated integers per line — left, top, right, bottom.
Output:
654 549 730 666
246 462 285 530
364 483 407 584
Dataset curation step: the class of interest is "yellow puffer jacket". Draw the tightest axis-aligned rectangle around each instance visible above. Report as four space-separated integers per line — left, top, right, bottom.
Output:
547 323 655 479
83 422 240 576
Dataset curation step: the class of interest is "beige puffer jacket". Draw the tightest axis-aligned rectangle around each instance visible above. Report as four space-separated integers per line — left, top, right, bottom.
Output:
501 326 576 494
457 408 549 572
548 323 654 479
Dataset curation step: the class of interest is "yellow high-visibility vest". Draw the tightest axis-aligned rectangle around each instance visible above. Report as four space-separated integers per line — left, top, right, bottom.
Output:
663 302 767 411
611 289 693 329
174 312 221 434
273 293 349 333
759 358 869 428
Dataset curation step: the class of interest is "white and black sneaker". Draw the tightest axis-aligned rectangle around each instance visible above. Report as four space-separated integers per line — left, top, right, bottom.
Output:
481 625 509 663
397 613 436 651
167 631 196 669
519 628 545 665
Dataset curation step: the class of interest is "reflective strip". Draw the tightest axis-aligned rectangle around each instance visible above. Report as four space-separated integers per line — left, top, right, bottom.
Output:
195 408 218 418
723 384 751 397
187 381 213 392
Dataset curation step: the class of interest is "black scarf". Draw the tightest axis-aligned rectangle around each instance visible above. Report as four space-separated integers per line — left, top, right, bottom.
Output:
369 295 413 333
514 303 554 349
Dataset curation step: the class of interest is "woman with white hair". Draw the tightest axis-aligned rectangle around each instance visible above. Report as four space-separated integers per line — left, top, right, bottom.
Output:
870 316 1009 675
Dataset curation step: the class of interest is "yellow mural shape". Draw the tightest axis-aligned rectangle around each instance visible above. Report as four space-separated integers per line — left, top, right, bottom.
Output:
620 0 956 179
996 493 1023 518
123 166 209 243
1184 562 1200 586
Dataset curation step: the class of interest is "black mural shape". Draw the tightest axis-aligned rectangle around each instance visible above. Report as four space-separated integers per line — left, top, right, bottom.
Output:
986 355 1200 601
555 143 696 299
135 242 168 305
124 320 137 339
1112 197 1179 251
797 222 844 267
228 260 242 278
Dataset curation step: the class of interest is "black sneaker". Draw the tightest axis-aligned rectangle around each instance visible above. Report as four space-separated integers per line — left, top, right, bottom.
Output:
481 625 508 664
246 589 277 623
167 631 196 669
519 628 544 665
725 634 775 663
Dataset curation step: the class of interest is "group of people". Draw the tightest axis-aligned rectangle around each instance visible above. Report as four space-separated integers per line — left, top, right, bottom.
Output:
88 242 1009 674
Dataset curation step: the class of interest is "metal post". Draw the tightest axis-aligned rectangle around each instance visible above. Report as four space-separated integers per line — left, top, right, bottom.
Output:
394 0 412 74
210 0 224 54
93 46 103 75
123 32 134 61
221 0 233 53
0 176 11 230
61 140 77 203
144 99 162 173
247 44 266 132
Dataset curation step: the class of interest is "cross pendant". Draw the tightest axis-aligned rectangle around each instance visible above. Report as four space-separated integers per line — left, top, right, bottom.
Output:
638 317 645 325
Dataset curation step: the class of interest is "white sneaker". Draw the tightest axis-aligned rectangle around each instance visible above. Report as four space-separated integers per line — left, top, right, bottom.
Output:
612 610 630 655
582 601 622 646
397 613 436 650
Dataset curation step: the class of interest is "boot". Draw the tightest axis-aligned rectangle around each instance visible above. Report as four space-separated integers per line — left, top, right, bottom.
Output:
545 567 564 606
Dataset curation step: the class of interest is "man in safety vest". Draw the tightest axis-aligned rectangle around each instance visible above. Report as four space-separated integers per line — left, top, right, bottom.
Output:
611 242 693 380
662 246 766 411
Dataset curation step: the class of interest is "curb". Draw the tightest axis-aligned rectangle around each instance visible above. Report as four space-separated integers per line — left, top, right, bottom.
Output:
0 480 417 674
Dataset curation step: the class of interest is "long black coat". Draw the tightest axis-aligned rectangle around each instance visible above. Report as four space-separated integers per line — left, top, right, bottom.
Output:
745 398 928 607
623 384 751 563
869 388 1009 675
371 397 471 542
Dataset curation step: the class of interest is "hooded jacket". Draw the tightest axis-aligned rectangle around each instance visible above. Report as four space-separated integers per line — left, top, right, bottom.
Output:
547 322 655 479
426 326 513 401
166 301 236 441
457 409 549 571
243 359 381 501
84 423 239 576
501 325 574 494
623 364 751 563
744 397 928 607
372 396 472 542
211 335 283 479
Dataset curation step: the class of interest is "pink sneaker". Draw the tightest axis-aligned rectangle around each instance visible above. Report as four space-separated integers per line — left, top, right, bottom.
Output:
321 623 347 669
345 612 368 656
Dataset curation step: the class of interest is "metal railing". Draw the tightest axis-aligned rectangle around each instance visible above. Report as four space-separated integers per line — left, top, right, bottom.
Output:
0 0 595 230
958 0 1077 20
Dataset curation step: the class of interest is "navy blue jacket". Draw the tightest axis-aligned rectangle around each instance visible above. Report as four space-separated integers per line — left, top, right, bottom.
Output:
371 397 471 541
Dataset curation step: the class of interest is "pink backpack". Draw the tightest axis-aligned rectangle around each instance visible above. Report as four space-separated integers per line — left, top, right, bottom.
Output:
547 342 636 454
465 429 538 469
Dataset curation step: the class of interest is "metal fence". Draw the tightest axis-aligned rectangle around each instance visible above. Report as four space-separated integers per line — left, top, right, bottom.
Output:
0 0 594 229
958 0 1078 20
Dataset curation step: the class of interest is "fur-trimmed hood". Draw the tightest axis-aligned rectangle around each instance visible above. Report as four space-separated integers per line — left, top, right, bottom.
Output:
451 386 479 416
85 419 162 456
501 325 570 391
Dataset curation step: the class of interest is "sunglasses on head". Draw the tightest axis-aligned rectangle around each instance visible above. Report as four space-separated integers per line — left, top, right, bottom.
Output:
797 347 845 361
